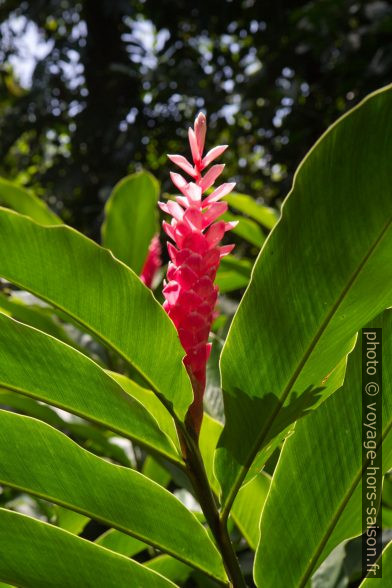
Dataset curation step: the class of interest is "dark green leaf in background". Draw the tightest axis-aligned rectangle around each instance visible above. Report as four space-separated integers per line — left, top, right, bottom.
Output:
216 256 252 294
101 171 159 274
222 210 265 248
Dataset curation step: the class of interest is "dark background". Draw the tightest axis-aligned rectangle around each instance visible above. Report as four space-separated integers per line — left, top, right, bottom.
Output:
1 0 391 235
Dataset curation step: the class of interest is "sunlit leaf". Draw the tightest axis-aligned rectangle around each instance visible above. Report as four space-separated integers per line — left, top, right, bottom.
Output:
95 529 146 558
0 410 226 582
254 311 392 587
216 84 392 513
146 555 193 584
0 208 192 419
0 313 180 463
0 509 175 587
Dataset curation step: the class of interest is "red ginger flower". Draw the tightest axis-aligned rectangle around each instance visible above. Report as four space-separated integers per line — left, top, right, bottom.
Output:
159 112 236 437
140 234 162 288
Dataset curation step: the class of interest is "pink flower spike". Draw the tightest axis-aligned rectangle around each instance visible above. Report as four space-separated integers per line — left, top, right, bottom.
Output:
205 221 226 247
167 154 196 178
163 200 185 221
162 220 176 241
167 242 178 262
186 182 202 203
162 112 235 439
188 127 201 165
194 112 207 155
202 145 228 169
162 281 180 306
175 196 189 208
219 244 235 257
140 235 162 289
184 208 203 230
202 201 228 228
159 201 181 221
170 172 189 195
199 164 225 192
202 182 236 207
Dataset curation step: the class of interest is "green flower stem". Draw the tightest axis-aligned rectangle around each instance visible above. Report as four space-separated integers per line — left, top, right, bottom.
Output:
177 424 247 588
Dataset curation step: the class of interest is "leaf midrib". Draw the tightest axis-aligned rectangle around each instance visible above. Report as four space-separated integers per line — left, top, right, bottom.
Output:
223 215 392 516
0 478 226 584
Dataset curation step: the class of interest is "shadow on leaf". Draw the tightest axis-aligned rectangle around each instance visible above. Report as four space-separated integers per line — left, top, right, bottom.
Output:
217 385 324 469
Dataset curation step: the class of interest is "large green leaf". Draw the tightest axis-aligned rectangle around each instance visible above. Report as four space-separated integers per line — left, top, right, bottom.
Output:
0 313 180 464
0 410 226 583
0 207 192 419
0 291 107 364
199 413 223 494
216 84 392 511
142 455 172 487
0 509 176 588
0 176 61 225
0 388 63 428
101 171 159 274
254 311 392 588
0 391 134 467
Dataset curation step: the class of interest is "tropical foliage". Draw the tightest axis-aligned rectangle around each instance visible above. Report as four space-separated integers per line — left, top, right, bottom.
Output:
0 84 391 587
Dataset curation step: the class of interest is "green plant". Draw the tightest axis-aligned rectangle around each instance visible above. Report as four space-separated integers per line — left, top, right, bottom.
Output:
0 84 391 587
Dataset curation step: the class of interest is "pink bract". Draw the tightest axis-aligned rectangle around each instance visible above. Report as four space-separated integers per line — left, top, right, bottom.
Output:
159 112 236 436
140 234 162 289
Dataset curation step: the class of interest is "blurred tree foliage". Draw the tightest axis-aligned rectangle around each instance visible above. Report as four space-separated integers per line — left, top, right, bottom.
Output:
0 0 391 233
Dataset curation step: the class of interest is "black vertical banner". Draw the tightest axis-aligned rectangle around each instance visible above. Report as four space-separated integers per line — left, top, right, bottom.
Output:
362 328 382 579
